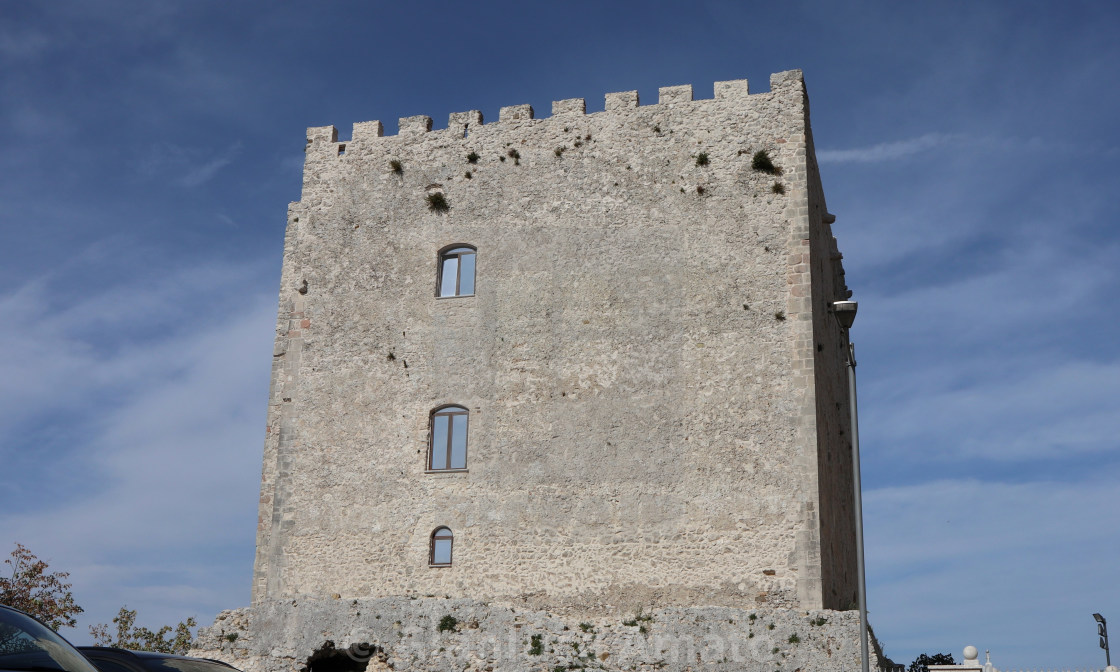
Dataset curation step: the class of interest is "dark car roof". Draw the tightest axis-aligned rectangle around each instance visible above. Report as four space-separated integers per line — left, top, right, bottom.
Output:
75 648 236 669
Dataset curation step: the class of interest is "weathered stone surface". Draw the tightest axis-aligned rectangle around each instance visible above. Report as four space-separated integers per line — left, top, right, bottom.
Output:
236 70 860 667
193 599 877 672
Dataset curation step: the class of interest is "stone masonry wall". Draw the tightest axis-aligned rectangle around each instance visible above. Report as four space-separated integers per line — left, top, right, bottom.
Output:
192 599 878 672
251 70 854 613
803 111 860 611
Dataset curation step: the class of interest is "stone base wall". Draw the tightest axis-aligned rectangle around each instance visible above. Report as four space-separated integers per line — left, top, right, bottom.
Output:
192 599 877 672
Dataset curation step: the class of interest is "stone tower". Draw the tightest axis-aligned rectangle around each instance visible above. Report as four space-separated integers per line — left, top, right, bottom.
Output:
207 69 869 672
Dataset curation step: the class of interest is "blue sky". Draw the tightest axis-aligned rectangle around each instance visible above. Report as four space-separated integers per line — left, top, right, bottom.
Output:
1 2 1118 669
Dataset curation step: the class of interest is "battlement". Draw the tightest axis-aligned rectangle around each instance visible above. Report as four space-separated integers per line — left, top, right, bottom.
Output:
306 70 804 153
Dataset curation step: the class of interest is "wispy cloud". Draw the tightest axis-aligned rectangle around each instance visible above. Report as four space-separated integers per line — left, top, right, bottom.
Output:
177 146 240 187
0 254 276 635
866 476 1120 666
866 357 1120 463
137 141 243 188
0 28 51 61
818 133 964 164
855 231 1119 462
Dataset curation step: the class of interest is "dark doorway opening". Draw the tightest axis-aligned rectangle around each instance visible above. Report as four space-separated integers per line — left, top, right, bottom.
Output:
299 640 383 672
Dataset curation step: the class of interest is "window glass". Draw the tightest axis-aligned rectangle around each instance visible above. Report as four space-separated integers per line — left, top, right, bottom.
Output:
458 253 475 295
430 415 449 470
0 607 100 672
450 414 468 469
431 527 453 566
440 257 459 297
432 538 452 565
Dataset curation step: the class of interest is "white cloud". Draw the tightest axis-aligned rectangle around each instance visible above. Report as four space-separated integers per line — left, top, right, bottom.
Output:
818 134 961 164
0 257 270 430
136 142 243 188
0 255 276 638
852 232 1120 462
866 357 1120 461
176 147 240 187
865 477 1120 669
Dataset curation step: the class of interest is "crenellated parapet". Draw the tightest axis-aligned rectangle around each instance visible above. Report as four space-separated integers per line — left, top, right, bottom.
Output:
303 70 805 162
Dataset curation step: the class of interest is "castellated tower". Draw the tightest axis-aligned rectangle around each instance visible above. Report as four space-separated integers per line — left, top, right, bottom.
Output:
196 70 871 672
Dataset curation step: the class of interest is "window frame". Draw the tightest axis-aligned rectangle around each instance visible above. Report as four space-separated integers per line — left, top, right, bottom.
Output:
436 244 477 298
427 405 469 472
429 526 454 567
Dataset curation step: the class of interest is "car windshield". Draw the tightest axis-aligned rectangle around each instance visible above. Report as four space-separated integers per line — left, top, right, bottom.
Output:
0 608 100 672
0 604 99 672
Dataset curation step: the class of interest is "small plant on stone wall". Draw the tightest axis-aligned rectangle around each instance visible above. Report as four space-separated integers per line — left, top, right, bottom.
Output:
695 152 709 166
623 610 653 634
438 615 458 633
751 150 780 175
224 633 238 643
426 193 449 213
767 622 776 630
508 148 520 165
810 617 827 626
653 124 661 134
788 634 801 644
772 182 786 195
555 147 565 157
696 185 705 195
466 151 479 164
579 622 594 633
749 614 757 622
529 634 543 656
464 171 472 179
774 311 786 321
389 159 403 174
772 647 780 654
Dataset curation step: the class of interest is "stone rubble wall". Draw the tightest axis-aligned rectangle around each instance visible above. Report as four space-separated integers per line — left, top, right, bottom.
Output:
253 69 854 613
193 599 877 672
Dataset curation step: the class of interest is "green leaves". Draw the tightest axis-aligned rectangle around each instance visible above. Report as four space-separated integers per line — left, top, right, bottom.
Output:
0 543 83 631
89 607 197 655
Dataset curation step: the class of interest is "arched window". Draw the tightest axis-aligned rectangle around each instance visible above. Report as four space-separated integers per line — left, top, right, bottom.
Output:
438 246 476 297
428 405 468 471
430 527 453 566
